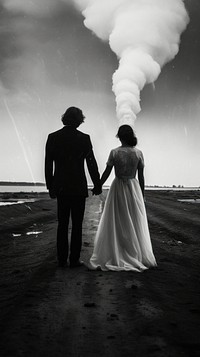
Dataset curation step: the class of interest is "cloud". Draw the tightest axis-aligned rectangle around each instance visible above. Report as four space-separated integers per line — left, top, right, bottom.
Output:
75 0 189 126
2 0 59 16
0 1 79 92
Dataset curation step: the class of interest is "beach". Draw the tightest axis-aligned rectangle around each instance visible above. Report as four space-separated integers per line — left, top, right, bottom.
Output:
0 189 200 357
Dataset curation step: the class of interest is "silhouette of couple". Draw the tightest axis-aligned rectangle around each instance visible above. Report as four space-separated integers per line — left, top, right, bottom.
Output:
45 107 156 271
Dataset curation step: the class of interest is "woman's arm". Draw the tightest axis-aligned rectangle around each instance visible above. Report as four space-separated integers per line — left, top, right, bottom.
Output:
138 165 145 197
100 165 113 186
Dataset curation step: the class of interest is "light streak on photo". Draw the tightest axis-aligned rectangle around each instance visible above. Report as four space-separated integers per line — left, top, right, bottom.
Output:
3 98 36 183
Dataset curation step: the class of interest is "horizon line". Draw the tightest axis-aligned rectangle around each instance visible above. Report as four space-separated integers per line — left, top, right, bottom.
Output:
0 181 199 189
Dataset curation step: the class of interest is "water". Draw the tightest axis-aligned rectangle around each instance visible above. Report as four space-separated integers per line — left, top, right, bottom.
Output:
0 198 40 207
145 187 200 191
0 185 47 206
0 185 47 193
178 199 200 203
0 185 199 207
0 185 199 193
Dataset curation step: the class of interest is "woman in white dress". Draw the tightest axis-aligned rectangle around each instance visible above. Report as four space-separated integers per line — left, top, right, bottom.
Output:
90 125 157 272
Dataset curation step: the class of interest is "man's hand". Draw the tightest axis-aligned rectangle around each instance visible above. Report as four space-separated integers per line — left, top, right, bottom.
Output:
49 188 57 199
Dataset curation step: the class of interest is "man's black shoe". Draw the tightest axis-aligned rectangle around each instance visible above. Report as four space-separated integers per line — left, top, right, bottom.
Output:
70 260 84 268
58 261 68 268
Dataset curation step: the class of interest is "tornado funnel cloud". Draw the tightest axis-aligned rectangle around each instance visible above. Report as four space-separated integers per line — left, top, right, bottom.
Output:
74 0 189 127
112 48 161 125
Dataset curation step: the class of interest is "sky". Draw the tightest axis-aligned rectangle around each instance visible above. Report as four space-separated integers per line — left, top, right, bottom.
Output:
0 0 199 187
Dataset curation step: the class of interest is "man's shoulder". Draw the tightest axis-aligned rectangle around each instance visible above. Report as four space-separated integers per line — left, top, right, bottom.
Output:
76 129 90 139
47 128 91 146
48 128 63 138
76 130 92 146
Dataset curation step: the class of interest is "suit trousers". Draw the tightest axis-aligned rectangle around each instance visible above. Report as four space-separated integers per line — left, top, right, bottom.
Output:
57 194 86 264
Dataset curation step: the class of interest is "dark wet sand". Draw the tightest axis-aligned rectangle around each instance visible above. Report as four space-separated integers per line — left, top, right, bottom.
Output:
0 190 200 357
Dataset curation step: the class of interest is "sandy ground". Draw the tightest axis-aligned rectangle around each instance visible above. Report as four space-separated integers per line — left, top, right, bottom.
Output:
0 189 200 357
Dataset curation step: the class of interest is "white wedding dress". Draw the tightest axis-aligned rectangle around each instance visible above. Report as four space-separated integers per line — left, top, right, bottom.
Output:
90 146 157 272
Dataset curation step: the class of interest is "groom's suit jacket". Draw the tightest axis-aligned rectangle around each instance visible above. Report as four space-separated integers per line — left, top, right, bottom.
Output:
45 126 101 197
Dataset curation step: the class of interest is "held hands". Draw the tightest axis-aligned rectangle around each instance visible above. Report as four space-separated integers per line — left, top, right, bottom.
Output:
91 185 102 196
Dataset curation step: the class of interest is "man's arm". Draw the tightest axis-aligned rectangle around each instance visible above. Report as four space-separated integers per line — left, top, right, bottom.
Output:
45 135 56 198
86 148 102 195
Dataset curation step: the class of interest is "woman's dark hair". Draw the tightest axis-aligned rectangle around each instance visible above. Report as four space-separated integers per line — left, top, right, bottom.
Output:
116 125 137 147
61 106 85 127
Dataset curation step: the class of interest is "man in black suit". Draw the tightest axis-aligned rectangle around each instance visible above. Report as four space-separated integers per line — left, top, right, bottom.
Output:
45 107 102 268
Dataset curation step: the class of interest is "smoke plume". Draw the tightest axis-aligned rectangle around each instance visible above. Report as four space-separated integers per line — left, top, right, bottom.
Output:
74 0 189 127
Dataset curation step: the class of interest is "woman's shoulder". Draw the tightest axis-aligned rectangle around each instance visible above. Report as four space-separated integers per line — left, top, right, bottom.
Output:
110 146 143 156
110 146 121 154
134 147 145 166
134 147 143 155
